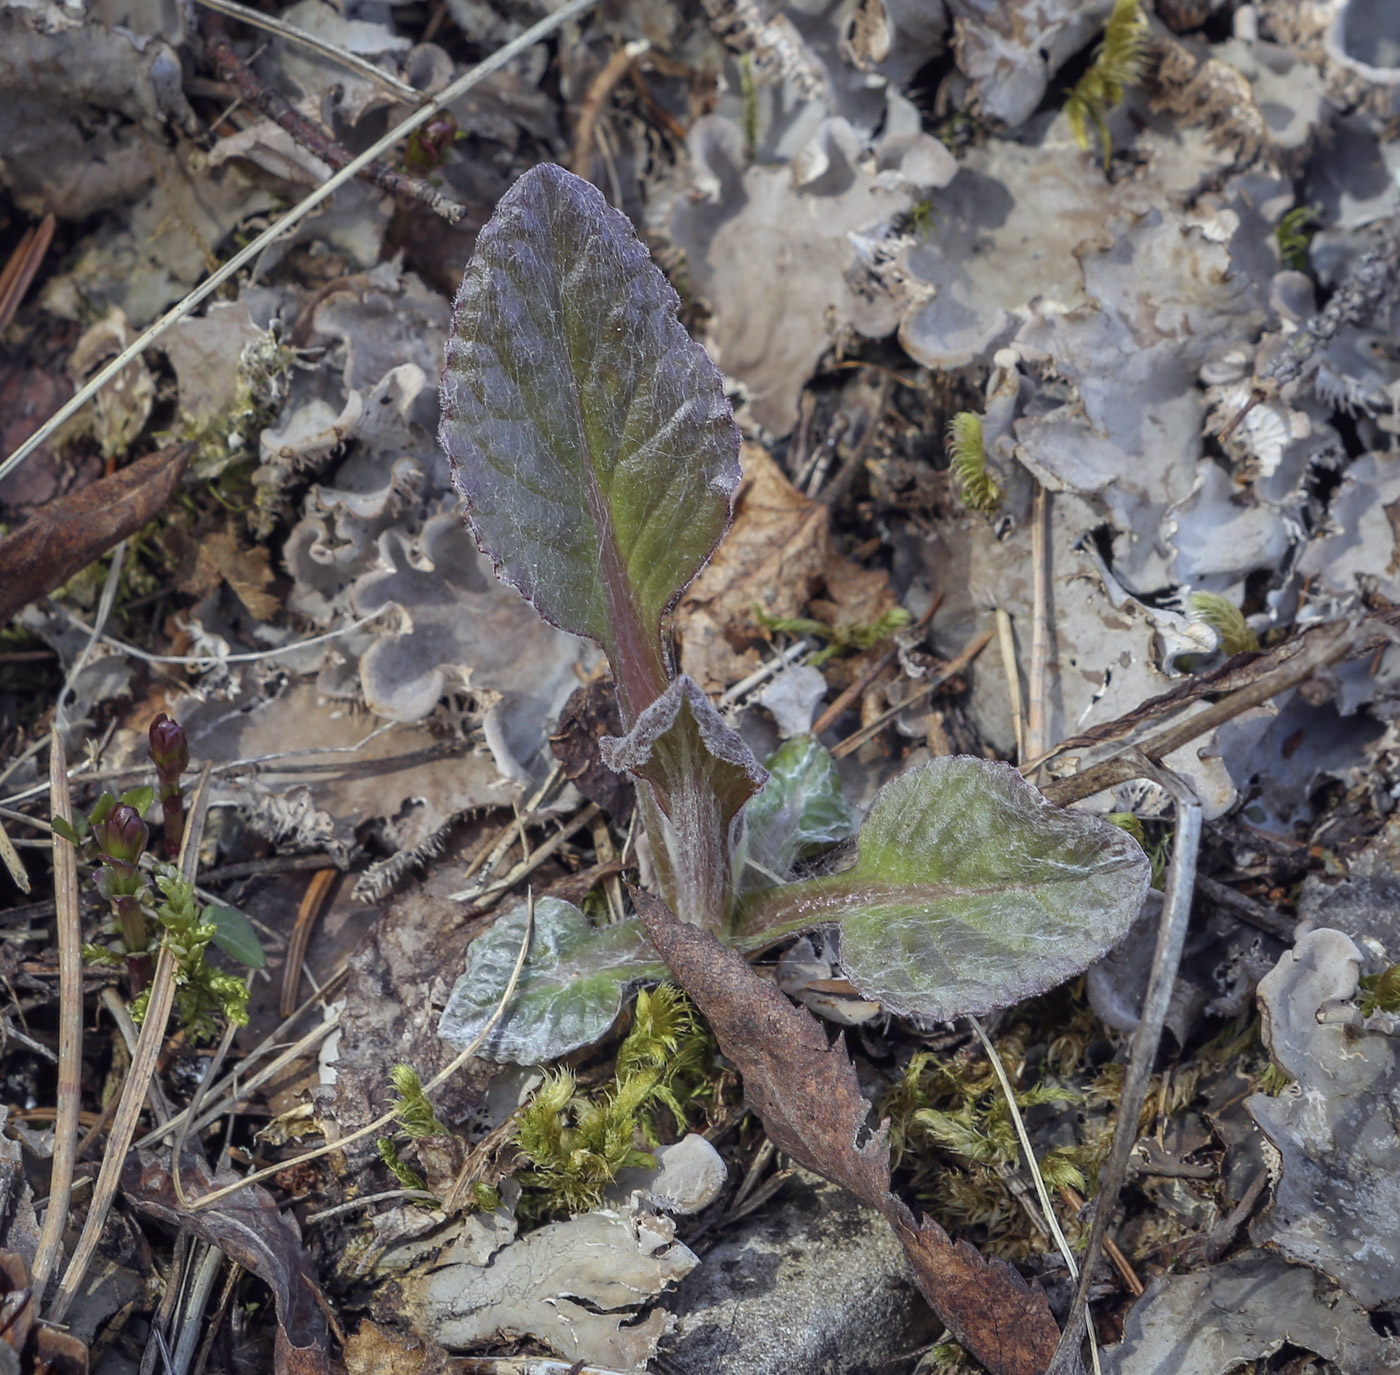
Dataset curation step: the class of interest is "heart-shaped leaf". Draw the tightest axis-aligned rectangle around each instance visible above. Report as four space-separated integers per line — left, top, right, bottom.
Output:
439 897 668 1064
733 755 1151 1021
440 163 742 722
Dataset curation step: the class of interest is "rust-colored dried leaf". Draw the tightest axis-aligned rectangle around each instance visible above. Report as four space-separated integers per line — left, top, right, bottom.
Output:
0 442 189 625
630 885 1063 1375
676 443 896 692
121 1150 329 1375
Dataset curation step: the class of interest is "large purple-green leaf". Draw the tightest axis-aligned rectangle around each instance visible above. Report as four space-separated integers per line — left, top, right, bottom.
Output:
439 163 741 721
734 755 1151 1021
601 675 765 931
438 898 667 1064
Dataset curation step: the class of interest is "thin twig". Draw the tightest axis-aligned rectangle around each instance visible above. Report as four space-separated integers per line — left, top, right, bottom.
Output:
449 804 601 903
571 41 649 176
30 736 83 1303
194 0 422 101
1026 484 1051 765
1039 621 1355 806
454 763 563 896
55 540 127 733
182 894 535 1212
200 13 465 221
0 0 603 491
1047 756 1202 1375
810 595 940 738
134 1002 343 1151
831 629 994 760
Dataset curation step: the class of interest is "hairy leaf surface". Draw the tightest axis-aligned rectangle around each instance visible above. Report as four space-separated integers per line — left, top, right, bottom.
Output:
439 163 741 720
734 755 1150 1020
741 735 854 891
439 898 667 1064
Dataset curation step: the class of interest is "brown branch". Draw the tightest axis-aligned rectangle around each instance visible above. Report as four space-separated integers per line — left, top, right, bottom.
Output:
571 40 649 178
200 12 467 224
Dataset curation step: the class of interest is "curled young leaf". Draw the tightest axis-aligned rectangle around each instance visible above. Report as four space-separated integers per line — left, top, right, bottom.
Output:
601 675 765 930
440 163 742 721
438 897 668 1065
734 755 1151 1021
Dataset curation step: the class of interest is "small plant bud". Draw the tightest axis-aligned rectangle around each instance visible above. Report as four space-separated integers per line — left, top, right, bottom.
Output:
148 713 189 786
93 803 149 865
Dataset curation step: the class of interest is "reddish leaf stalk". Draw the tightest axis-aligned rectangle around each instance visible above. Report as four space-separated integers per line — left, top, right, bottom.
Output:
92 803 152 992
148 713 189 860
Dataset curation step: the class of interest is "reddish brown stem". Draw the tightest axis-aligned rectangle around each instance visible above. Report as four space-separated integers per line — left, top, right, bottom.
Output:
200 12 467 223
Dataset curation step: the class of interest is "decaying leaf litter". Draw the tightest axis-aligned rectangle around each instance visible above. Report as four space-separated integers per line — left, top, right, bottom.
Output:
4 0 1400 1371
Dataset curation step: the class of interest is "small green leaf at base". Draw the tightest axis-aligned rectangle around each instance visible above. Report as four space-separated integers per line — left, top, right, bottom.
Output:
438 897 668 1065
734 755 1150 1022
741 736 854 892
205 904 266 969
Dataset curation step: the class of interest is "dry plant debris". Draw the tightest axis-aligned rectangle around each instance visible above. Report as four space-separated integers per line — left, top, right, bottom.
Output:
3 0 1400 1371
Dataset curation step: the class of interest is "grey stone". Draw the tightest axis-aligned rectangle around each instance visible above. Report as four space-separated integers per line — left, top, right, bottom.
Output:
660 1171 936 1375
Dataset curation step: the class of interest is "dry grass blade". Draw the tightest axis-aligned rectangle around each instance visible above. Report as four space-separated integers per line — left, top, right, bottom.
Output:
47 944 179 1325
30 736 82 1301
831 628 993 759
1048 758 1202 1374
0 819 28 894
0 0 603 492
0 212 54 333
182 892 535 1213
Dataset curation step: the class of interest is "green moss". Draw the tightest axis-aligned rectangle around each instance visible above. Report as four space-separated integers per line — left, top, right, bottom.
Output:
753 604 913 666
946 412 1001 513
514 985 715 1216
1359 962 1400 1017
1065 0 1147 169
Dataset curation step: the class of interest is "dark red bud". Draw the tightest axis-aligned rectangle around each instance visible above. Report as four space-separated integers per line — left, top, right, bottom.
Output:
93 803 149 865
148 713 189 779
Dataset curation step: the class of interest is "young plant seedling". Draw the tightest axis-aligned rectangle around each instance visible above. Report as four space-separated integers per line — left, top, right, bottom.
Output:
437 164 1149 1064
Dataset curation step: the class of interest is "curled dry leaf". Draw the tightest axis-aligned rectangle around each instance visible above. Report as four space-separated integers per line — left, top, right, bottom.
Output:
675 444 895 694
0 441 189 625
629 886 1063 1375
121 1149 329 1375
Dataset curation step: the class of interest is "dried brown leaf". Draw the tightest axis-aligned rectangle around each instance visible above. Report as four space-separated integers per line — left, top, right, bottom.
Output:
549 678 634 823
121 1149 329 1375
192 526 280 620
675 444 895 693
629 886 1063 1375
0 442 189 625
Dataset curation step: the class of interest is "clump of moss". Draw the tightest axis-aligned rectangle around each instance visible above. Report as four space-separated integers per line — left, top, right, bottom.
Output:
1187 591 1260 656
513 985 714 1216
881 1031 1096 1257
753 604 913 665
946 411 1002 513
174 327 297 504
1065 0 1147 169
